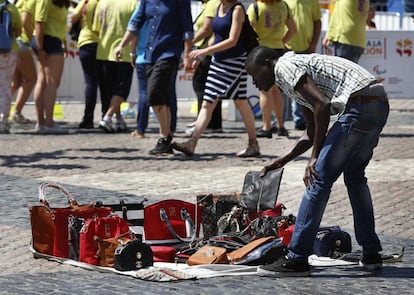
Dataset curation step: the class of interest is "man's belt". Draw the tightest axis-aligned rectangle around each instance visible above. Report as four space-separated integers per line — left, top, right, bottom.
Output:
348 95 388 104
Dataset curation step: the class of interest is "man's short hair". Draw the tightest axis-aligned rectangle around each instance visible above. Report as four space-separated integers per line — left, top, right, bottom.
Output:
246 46 284 67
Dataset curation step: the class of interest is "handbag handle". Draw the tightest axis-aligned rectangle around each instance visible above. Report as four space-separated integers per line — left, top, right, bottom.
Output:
159 207 196 243
38 182 79 209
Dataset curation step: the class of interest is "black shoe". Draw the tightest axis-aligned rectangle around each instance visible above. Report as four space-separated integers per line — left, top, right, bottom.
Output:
359 253 383 271
277 126 289 137
149 135 173 155
256 128 272 138
79 120 94 129
294 122 307 130
258 255 311 277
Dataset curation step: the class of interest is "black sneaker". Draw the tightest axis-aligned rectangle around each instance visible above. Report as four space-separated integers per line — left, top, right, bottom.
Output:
149 135 173 155
359 253 383 271
294 122 307 131
79 120 94 129
277 126 289 137
256 128 272 138
258 255 311 277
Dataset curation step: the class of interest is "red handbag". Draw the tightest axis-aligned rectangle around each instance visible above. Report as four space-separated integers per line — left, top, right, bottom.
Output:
29 182 112 258
150 245 177 262
79 214 131 265
143 199 201 244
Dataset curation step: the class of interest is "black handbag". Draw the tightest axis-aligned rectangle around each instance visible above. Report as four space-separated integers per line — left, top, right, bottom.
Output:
114 240 153 271
67 215 85 260
236 3 259 53
239 168 284 211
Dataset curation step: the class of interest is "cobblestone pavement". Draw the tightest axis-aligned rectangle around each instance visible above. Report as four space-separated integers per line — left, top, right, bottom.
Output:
0 99 413 294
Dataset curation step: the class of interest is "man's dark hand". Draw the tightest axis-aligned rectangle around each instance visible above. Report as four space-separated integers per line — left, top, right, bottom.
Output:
261 158 285 177
303 157 319 188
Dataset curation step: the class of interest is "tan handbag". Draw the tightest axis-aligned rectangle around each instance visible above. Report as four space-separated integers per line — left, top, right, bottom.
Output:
187 245 228 266
227 236 274 264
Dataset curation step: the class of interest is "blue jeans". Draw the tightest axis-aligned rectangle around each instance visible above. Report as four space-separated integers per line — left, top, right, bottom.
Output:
79 43 99 122
169 69 177 133
292 100 305 127
288 91 389 262
332 42 365 64
136 63 149 134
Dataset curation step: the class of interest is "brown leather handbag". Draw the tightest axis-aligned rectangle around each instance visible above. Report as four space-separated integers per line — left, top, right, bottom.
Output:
95 233 132 267
187 245 228 266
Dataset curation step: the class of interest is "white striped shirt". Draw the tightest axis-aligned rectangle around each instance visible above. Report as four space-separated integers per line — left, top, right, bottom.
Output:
274 52 377 112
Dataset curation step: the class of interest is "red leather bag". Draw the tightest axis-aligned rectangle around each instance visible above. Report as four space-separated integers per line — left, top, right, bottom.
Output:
143 199 201 244
29 182 112 257
79 215 131 265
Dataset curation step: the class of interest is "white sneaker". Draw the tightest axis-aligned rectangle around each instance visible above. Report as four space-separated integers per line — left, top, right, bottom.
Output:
43 123 68 134
34 124 44 134
185 126 195 135
12 113 32 124
99 119 114 133
115 119 127 132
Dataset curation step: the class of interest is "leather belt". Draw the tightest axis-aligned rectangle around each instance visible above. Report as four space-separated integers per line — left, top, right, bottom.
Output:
348 95 388 104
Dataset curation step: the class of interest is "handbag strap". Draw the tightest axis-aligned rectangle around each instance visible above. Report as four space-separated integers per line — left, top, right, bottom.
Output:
38 182 78 209
256 177 265 214
159 207 197 243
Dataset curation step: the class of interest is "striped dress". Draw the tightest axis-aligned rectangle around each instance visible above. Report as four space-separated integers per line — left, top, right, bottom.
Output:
203 3 248 102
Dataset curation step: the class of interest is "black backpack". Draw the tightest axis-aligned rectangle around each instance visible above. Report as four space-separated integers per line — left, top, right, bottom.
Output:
313 226 352 258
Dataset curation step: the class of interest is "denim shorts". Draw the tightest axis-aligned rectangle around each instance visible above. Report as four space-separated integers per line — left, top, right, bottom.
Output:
16 39 30 51
31 35 64 56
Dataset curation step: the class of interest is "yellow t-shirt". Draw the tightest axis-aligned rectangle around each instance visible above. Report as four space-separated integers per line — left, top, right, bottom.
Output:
284 0 321 52
72 0 99 48
35 0 68 41
92 0 137 62
325 0 369 48
194 0 220 48
15 0 36 44
247 1 290 49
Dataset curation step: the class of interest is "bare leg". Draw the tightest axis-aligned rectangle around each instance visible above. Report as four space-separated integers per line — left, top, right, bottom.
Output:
259 90 274 131
104 95 124 119
11 49 36 115
192 99 218 139
234 99 257 140
234 99 260 157
171 99 218 156
33 59 46 127
152 104 172 137
271 85 285 128
43 54 64 127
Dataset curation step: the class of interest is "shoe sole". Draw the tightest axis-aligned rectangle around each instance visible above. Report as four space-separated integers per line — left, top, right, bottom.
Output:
171 142 194 156
148 149 174 156
257 134 272 138
43 130 69 134
359 261 383 271
257 267 311 277
98 124 114 133
236 152 260 158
